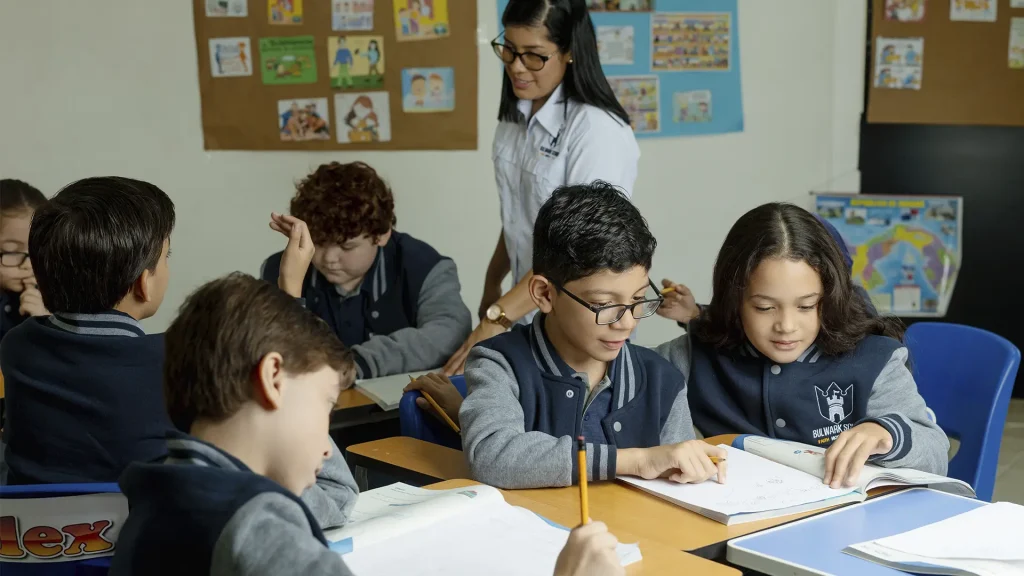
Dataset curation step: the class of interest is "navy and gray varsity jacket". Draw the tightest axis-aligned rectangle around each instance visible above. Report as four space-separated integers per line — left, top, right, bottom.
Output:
460 314 696 489
261 231 471 379
656 332 949 475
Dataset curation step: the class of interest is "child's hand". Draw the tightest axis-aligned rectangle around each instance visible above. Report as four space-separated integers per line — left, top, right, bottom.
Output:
656 279 700 324
553 522 624 576
269 213 315 298
403 373 463 425
623 440 727 484
18 280 49 317
823 422 893 488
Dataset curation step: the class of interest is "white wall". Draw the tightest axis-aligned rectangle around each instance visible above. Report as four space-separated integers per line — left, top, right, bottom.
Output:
0 0 865 347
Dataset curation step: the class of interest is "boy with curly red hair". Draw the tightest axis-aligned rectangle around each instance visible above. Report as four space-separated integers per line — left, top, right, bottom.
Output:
261 162 472 379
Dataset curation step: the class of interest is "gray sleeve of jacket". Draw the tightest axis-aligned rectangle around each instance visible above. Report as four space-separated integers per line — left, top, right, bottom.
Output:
861 347 950 475
299 436 359 529
654 335 697 444
211 492 355 576
351 259 473 378
460 346 590 489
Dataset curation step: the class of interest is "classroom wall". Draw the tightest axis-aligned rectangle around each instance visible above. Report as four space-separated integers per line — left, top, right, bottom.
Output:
0 0 866 347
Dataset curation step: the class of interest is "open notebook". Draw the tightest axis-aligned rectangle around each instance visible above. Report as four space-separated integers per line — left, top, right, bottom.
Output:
844 501 1024 575
324 483 642 576
621 436 974 525
354 370 438 411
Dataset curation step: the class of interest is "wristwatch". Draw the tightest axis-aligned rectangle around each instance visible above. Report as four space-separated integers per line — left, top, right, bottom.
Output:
485 304 514 329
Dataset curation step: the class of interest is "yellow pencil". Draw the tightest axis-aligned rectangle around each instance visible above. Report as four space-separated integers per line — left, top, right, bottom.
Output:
409 375 460 433
577 436 589 525
660 286 676 295
710 457 726 464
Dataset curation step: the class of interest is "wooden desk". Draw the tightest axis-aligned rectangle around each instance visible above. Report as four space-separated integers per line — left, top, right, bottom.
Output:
346 434 902 559
427 479 740 576
331 387 396 431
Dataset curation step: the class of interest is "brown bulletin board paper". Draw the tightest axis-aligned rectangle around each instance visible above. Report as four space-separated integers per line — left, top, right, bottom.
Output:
867 0 1024 127
193 0 478 150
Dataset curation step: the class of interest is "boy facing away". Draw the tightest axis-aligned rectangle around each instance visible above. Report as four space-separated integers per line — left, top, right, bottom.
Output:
460 182 726 490
261 161 472 379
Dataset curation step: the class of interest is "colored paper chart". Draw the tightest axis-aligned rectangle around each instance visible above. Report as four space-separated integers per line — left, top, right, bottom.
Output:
495 0 743 138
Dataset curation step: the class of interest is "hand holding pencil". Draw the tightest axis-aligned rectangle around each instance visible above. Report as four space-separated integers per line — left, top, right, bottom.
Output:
405 374 462 433
656 279 700 324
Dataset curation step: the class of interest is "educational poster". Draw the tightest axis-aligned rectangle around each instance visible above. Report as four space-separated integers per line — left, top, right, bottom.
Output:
269 0 303 24
873 37 924 90
950 0 996 21
335 92 392 143
333 0 374 31
885 0 926 22
0 493 129 563
651 13 731 71
278 98 331 141
206 0 247 17
608 75 660 133
393 0 450 42
209 37 252 77
328 36 385 89
260 36 317 85
673 90 711 123
815 194 963 317
597 26 635 65
586 0 652 10
1011 18 1024 69
401 67 455 112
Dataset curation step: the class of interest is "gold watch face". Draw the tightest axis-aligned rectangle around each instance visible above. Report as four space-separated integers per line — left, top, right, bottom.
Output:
486 305 502 321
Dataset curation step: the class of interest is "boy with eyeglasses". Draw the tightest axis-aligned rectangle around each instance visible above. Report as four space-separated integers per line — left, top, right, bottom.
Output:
458 182 726 490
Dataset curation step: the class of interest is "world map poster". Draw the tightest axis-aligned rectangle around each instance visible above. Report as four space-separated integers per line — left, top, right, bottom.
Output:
815 194 963 317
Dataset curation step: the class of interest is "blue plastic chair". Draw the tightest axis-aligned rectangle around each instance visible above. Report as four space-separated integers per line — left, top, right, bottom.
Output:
904 322 1021 502
399 374 466 449
0 483 121 575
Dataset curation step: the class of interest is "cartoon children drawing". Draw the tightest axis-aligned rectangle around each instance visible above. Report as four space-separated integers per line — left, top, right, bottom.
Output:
361 39 382 77
238 41 249 73
405 74 427 109
334 38 355 87
344 95 380 142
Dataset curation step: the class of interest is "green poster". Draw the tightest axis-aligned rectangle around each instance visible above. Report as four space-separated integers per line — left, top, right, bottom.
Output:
260 36 317 85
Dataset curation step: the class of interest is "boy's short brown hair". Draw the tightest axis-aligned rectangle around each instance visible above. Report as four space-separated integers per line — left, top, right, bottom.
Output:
164 273 353 430
290 161 396 246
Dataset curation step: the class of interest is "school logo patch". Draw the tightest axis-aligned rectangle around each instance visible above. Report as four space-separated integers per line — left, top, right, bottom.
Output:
814 382 853 424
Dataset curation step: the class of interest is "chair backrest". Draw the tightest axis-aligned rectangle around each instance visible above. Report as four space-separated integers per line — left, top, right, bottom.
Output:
399 375 466 449
0 483 122 575
904 322 1021 501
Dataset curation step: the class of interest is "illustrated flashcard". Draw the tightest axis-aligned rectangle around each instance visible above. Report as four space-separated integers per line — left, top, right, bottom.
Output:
652 13 731 72
1011 18 1024 69
209 37 253 77
597 26 635 65
608 75 660 134
950 0 996 21
206 0 247 17
260 36 318 85
885 0 926 22
328 36 385 89
269 0 303 24
586 0 652 11
874 37 924 90
333 0 374 31
401 67 455 112
673 90 712 123
278 98 331 142
335 92 392 143
393 0 450 42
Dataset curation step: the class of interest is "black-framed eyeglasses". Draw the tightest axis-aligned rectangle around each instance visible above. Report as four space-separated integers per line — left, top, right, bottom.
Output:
491 37 555 72
555 280 664 326
0 251 28 267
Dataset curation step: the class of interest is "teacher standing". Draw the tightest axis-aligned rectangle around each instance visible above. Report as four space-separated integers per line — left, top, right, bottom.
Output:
443 0 639 374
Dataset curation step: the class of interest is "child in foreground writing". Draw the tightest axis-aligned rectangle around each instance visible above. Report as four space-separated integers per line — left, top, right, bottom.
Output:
656 203 948 489
460 182 726 490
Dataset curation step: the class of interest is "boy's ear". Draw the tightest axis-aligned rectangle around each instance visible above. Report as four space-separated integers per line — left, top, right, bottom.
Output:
254 352 287 411
132 270 153 304
374 229 393 247
529 275 557 314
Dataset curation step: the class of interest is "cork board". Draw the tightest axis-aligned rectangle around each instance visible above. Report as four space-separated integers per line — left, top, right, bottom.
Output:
867 0 1024 126
192 0 478 150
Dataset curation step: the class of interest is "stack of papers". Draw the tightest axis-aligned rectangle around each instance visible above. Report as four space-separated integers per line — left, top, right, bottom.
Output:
354 370 437 411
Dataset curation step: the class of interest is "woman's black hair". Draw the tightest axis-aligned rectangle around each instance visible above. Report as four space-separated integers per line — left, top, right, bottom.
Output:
497 0 629 125
693 203 904 356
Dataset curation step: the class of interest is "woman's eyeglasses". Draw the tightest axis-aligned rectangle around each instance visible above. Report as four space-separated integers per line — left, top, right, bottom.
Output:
0 251 28 267
491 38 554 72
554 280 664 326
